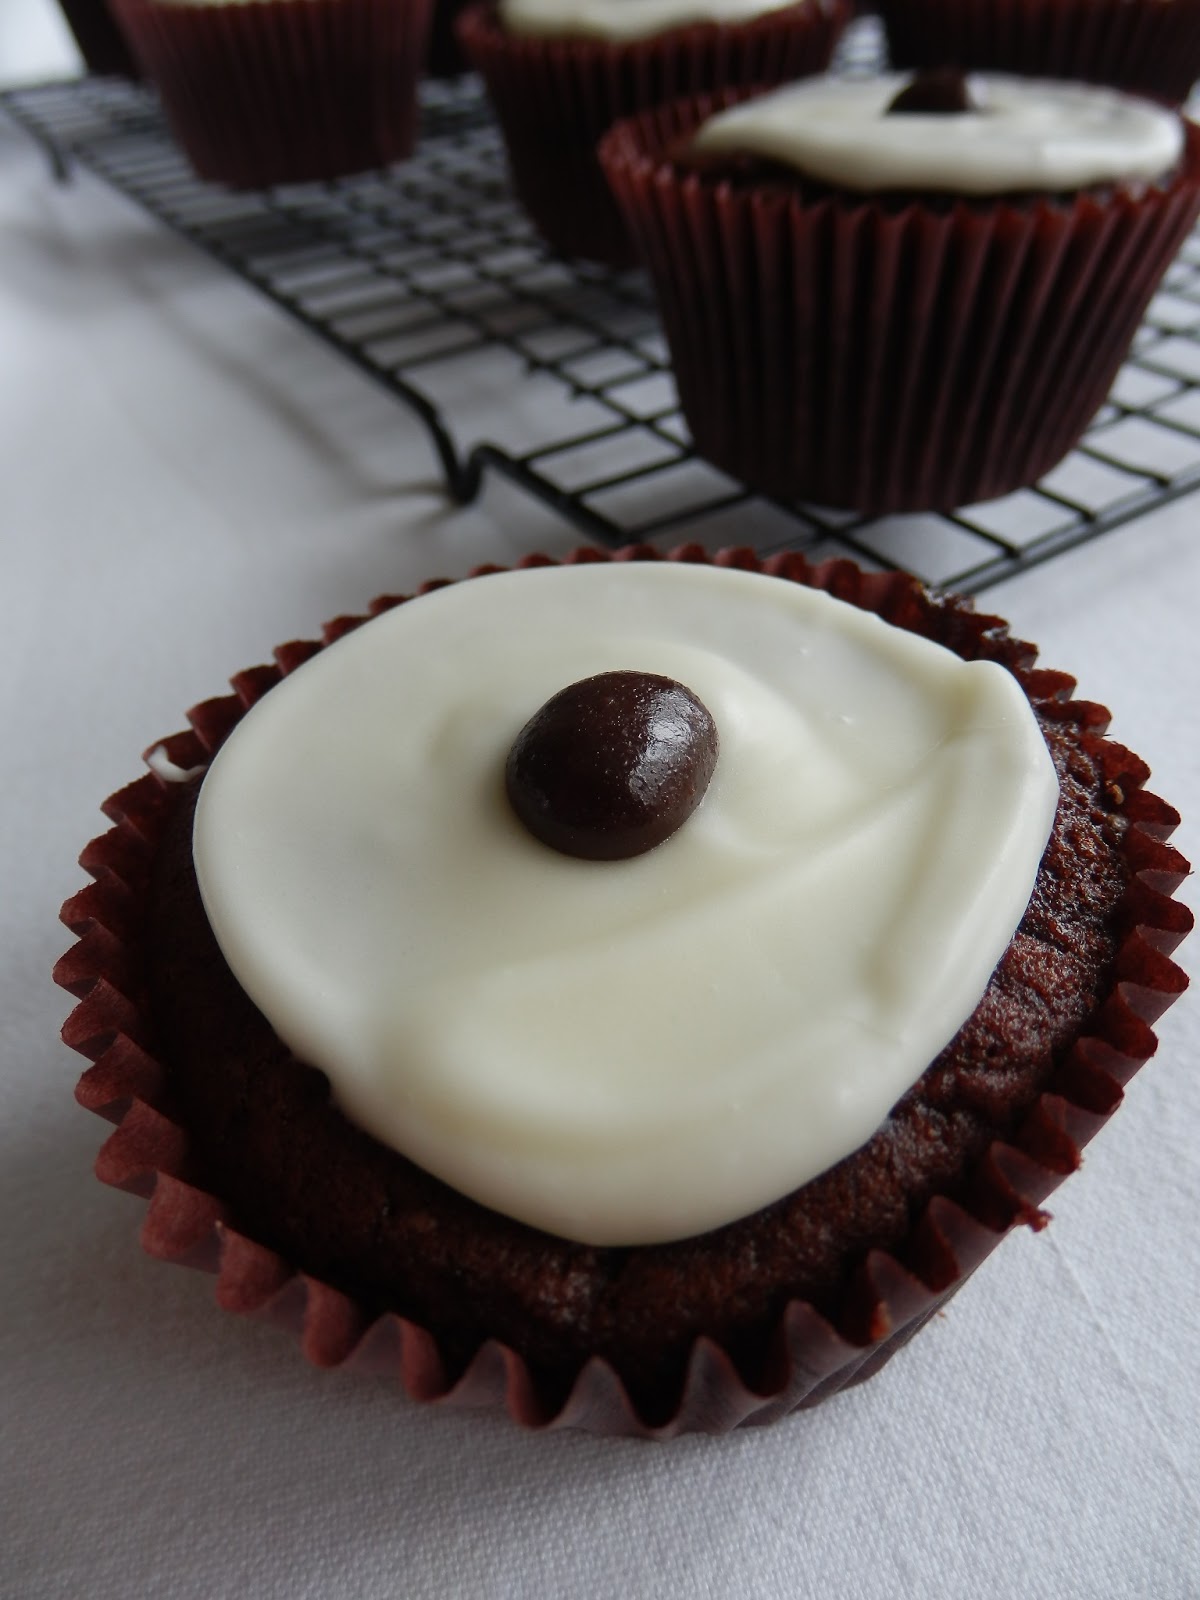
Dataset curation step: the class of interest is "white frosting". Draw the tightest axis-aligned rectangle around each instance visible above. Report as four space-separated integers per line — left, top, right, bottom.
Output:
499 0 800 42
193 563 1058 1247
146 745 207 784
689 74 1183 194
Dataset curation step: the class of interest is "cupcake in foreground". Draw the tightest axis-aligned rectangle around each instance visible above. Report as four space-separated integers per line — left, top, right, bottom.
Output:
600 72 1200 515
110 0 434 189
879 0 1200 110
455 0 847 266
58 547 1191 1437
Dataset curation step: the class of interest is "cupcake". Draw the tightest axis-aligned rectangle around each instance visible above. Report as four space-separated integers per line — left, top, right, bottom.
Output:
600 72 1200 514
878 0 1200 110
455 0 848 266
55 0 142 77
109 0 434 189
58 547 1191 1436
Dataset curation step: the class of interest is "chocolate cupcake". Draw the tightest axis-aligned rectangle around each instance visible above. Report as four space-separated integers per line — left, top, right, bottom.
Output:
879 0 1200 110
58 547 1191 1436
600 73 1200 514
109 0 434 189
456 0 847 266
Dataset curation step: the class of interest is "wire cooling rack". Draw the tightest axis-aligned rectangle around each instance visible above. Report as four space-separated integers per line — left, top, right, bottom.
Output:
6 19 1200 592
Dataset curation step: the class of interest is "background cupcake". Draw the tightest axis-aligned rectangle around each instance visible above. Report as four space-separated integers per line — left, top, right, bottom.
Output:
456 0 848 267
58 547 1192 1437
110 0 434 189
878 0 1200 109
601 73 1200 514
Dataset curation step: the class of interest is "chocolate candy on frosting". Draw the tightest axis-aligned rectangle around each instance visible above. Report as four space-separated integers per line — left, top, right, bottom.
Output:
505 670 719 860
887 68 975 116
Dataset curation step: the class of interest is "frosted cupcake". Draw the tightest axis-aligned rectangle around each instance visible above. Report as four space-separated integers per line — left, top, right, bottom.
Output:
601 71 1200 513
456 0 847 266
110 0 434 188
59 547 1191 1435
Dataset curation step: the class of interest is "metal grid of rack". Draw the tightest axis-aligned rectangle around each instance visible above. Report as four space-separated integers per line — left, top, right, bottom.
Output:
6 19 1200 592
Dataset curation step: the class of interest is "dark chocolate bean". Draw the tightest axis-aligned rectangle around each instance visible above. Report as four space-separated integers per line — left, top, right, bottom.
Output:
887 69 974 116
506 671 718 860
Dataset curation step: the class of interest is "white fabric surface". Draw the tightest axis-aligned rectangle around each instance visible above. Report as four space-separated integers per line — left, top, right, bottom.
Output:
2 11 1198 1597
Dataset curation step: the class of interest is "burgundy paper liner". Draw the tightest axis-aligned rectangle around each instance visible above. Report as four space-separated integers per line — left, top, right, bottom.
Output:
58 546 1191 1439
110 0 433 190
55 0 141 78
455 0 847 267
600 95 1200 514
879 0 1200 110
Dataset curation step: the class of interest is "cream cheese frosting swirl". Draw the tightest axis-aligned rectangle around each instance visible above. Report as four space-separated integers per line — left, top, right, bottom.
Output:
688 73 1184 193
193 563 1058 1247
499 0 802 42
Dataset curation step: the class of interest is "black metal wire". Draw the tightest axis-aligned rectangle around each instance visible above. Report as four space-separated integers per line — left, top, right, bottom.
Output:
6 19 1200 592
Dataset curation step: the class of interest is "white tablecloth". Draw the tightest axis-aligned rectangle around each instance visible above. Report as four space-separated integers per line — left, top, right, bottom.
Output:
2 11 1198 1598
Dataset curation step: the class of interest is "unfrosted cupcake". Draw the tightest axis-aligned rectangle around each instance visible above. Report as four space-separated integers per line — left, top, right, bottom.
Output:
110 0 434 188
601 72 1200 513
879 0 1200 109
456 0 848 266
58 547 1191 1436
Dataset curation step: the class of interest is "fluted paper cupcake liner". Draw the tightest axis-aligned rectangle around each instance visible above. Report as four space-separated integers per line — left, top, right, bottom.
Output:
601 95 1200 514
58 546 1191 1438
111 0 433 189
456 0 847 267
880 0 1200 109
